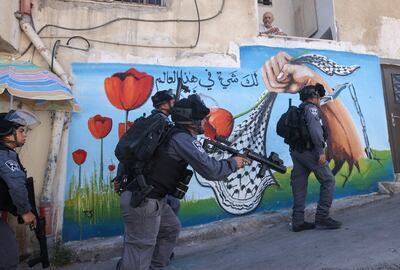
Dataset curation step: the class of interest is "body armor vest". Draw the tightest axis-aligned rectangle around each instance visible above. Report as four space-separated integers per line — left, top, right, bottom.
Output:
144 127 189 199
0 143 24 215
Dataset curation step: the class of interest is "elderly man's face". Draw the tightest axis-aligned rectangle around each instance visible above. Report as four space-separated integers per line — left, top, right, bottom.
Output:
263 12 274 28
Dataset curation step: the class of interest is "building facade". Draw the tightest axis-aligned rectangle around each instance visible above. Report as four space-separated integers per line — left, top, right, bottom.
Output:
0 0 399 253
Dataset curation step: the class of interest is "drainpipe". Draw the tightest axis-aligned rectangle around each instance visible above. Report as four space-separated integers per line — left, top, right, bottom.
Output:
17 0 71 236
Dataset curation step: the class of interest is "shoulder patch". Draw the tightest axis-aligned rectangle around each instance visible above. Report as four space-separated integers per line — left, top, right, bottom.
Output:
5 160 20 172
192 140 205 153
309 107 319 117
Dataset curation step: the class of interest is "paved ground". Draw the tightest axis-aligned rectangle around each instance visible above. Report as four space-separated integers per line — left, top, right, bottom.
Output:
22 194 400 270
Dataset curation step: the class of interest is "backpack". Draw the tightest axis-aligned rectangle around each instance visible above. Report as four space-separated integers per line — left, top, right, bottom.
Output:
276 102 311 150
115 112 171 166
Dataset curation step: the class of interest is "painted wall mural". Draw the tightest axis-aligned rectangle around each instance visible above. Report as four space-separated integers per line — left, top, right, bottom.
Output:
63 45 394 241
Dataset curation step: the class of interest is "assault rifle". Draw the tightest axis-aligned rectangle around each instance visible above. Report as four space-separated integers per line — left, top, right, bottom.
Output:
20 177 50 268
202 136 287 176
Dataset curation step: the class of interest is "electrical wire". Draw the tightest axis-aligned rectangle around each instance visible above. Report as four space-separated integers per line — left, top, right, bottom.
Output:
18 0 224 57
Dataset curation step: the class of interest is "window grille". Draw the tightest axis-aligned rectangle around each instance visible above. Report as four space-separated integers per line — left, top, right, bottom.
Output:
391 74 400 104
114 0 165 6
258 0 272 5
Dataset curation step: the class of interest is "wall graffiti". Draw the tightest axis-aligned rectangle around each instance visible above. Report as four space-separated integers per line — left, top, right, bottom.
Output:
63 46 394 241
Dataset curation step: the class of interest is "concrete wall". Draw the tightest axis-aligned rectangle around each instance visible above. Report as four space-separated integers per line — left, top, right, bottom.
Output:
0 0 21 53
334 0 400 58
25 0 258 71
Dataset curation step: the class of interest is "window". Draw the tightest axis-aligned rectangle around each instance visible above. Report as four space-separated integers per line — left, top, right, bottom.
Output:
258 0 272 5
114 0 165 5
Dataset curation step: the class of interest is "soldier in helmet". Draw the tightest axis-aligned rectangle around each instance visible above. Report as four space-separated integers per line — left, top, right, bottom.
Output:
0 110 40 269
118 94 250 270
151 89 175 118
151 90 181 217
290 84 342 232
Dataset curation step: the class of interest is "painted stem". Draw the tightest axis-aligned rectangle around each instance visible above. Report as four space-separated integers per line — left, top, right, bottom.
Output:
125 110 129 133
100 138 103 181
78 165 81 188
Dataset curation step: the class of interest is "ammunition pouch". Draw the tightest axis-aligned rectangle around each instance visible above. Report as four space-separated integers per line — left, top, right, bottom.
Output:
171 169 193 199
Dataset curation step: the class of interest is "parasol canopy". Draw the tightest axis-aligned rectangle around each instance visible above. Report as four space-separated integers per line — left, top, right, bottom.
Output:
0 62 79 112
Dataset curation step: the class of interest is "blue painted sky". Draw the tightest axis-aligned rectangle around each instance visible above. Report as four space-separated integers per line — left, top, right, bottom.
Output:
66 45 389 199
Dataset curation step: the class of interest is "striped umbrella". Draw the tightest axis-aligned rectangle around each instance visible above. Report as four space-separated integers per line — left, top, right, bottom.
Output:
0 63 79 111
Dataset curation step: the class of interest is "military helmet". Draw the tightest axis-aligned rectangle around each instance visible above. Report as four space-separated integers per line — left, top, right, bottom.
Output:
151 89 175 107
299 83 326 101
0 110 40 137
171 94 210 124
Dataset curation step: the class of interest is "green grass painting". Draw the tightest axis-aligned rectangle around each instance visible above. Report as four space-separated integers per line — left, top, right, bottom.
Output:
63 149 393 241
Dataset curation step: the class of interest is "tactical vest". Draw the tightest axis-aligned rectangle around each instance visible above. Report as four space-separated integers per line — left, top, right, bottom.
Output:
291 102 328 153
0 143 24 216
144 127 189 199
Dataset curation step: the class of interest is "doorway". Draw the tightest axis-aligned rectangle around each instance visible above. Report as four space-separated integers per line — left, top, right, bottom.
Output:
381 64 400 177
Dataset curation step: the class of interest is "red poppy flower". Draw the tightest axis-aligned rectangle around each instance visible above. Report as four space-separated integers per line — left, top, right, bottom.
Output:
88 115 113 139
72 149 87 165
203 108 234 139
108 164 116 172
118 121 135 139
104 68 154 111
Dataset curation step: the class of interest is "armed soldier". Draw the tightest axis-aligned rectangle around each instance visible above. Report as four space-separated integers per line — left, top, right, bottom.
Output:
118 94 250 270
151 90 180 215
0 110 40 269
290 84 342 232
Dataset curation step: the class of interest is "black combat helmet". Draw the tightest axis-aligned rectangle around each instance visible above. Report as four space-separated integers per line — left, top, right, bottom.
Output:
151 89 175 107
171 94 210 124
299 83 326 101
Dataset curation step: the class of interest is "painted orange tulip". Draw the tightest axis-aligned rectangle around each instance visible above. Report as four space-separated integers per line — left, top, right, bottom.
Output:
72 149 87 165
104 68 154 111
88 115 113 139
204 108 234 139
118 121 135 139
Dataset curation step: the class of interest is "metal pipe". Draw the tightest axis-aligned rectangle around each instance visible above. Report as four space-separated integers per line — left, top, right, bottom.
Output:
18 5 72 236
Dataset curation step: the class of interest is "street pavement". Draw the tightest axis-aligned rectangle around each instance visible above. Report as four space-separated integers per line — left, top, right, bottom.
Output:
23 194 400 270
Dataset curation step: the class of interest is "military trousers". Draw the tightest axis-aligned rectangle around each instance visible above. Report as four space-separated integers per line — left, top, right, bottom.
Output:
290 150 336 226
119 191 181 270
0 218 19 270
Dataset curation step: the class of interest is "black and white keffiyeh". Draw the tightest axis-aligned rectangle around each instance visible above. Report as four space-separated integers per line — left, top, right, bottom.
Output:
197 92 277 214
196 54 360 215
292 54 360 76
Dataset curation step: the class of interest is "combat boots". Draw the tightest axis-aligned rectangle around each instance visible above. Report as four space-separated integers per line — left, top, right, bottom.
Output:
315 217 342 230
292 221 316 232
